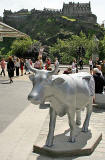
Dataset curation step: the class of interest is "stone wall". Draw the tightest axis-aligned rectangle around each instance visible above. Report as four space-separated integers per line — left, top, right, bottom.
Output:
3 2 97 27
0 16 3 22
62 2 96 23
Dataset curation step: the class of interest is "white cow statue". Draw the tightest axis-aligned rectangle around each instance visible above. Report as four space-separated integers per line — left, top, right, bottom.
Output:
27 63 95 147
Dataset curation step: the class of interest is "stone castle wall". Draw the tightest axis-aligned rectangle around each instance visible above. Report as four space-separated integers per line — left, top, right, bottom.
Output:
62 2 91 17
0 16 3 22
3 2 97 25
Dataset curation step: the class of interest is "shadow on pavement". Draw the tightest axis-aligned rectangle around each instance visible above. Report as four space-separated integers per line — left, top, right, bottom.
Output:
0 79 10 84
34 128 92 160
93 106 105 113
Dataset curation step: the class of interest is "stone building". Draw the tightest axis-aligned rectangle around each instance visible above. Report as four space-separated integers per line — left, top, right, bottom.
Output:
62 1 97 23
3 1 97 26
62 2 91 17
0 16 3 22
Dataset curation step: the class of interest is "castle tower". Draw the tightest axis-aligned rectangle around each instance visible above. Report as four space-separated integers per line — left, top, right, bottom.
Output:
62 2 91 17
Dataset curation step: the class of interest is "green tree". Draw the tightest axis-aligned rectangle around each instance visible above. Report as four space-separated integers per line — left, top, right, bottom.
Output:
49 38 74 64
11 37 32 57
49 32 95 64
99 36 105 60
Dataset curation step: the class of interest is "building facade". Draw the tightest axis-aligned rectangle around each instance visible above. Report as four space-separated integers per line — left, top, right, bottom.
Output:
62 2 91 17
62 2 97 23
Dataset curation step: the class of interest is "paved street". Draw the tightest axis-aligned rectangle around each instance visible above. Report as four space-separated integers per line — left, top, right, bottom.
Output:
0 66 105 160
0 78 31 133
0 73 49 160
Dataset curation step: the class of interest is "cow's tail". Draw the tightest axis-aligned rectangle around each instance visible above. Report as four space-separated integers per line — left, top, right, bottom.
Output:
83 75 95 96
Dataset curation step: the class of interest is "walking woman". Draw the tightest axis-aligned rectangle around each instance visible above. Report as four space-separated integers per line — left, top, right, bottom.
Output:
7 56 15 83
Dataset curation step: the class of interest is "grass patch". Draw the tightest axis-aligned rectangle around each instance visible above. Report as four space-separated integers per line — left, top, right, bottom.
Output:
61 16 76 22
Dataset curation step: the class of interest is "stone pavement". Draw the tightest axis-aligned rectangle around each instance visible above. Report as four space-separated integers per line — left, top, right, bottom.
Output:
0 103 49 160
0 66 105 160
28 106 105 160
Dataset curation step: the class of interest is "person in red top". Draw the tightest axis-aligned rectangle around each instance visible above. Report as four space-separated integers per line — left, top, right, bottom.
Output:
45 58 52 70
20 58 24 76
63 67 72 74
29 59 32 66
0 58 6 76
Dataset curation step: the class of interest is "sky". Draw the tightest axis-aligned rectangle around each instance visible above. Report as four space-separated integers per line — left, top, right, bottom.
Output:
0 0 105 24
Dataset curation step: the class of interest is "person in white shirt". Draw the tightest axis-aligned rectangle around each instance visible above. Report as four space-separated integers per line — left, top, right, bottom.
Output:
54 57 60 74
15 58 20 76
72 59 77 73
89 58 93 74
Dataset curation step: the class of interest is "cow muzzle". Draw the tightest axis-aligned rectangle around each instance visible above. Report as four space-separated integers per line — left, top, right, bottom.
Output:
28 94 43 105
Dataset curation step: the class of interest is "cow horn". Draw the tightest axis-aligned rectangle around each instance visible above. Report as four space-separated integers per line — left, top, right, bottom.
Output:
48 64 59 76
26 62 37 73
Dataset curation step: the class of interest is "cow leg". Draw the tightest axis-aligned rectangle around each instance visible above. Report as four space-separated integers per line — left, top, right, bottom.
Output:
76 110 81 125
67 111 76 143
46 107 57 147
82 97 92 132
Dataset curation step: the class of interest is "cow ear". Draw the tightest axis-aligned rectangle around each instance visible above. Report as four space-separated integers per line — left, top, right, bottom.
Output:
52 77 65 85
29 74 34 81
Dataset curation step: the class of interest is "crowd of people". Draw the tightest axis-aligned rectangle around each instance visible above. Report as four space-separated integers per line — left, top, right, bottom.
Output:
88 57 105 94
0 56 105 97
64 57 105 94
0 56 60 83
0 56 32 83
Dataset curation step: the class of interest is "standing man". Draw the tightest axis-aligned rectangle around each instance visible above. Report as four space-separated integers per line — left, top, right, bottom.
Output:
93 68 105 94
96 57 100 65
79 57 83 70
0 58 6 76
101 60 105 78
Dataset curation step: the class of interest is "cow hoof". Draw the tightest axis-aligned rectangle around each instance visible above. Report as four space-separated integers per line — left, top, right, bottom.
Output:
46 144 53 147
82 126 88 132
76 120 81 126
45 141 53 147
69 137 76 143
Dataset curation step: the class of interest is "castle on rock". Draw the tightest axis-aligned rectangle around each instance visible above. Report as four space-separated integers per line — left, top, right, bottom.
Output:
3 1 97 26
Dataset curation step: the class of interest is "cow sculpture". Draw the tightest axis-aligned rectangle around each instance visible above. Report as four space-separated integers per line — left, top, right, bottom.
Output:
27 63 95 147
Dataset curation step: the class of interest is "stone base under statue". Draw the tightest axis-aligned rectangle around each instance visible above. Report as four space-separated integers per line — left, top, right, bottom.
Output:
33 115 102 158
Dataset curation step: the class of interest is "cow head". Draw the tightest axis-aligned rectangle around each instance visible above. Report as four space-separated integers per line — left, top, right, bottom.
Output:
27 62 63 105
